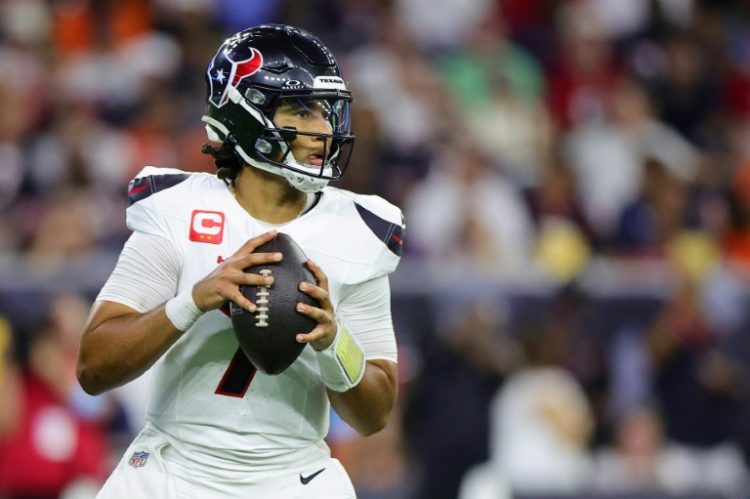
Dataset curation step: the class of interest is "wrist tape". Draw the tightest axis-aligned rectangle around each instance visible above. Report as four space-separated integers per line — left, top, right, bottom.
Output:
315 321 366 392
165 291 203 332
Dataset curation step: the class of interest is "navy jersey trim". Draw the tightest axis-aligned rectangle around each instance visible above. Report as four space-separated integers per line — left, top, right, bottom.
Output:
128 173 190 206
354 203 404 256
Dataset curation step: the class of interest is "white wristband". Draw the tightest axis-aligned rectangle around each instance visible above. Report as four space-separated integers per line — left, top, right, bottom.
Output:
165 291 203 332
315 321 366 392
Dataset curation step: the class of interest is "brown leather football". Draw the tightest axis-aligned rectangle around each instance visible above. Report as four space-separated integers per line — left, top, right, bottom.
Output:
229 232 318 375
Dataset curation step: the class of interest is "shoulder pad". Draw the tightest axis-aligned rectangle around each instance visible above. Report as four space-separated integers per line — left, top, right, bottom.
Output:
354 202 405 257
336 190 405 257
128 166 191 206
291 188 406 283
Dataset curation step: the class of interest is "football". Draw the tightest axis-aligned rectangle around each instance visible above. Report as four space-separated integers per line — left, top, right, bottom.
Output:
229 232 318 375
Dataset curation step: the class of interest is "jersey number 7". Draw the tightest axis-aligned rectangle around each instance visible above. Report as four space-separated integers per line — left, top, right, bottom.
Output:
215 348 256 397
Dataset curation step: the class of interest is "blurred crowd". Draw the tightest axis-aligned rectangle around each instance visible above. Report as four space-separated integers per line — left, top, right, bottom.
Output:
2 0 750 498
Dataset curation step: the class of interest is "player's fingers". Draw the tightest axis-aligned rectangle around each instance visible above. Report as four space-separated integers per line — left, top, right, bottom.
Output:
295 325 327 344
306 259 329 290
216 282 256 312
296 302 331 325
228 290 256 313
231 230 278 258
233 251 283 269
298 282 330 308
231 271 274 287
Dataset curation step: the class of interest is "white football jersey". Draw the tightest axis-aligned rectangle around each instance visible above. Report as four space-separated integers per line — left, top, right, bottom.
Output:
104 166 404 471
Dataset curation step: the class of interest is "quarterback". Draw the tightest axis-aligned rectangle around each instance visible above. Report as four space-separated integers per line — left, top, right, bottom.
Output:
76 25 404 498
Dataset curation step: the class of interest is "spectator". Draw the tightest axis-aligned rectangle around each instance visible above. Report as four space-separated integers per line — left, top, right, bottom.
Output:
645 279 750 494
593 405 700 494
404 140 535 274
405 292 521 499
394 0 493 52
346 15 451 203
648 30 722 148
565 78 699 241
0 316 21 441
527 153 594 281
546 1 623 130
438 14 549 186
0 298 110 498
459 367 594 497
611 156 690 255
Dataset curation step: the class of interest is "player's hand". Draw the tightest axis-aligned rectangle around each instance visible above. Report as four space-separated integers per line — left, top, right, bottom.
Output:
192 230 283 312
296 259 337 351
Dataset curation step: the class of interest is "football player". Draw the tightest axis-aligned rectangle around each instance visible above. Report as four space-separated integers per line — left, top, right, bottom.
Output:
76 24 404 498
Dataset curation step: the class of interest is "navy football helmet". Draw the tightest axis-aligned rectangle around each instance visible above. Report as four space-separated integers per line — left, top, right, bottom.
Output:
202 24 354 192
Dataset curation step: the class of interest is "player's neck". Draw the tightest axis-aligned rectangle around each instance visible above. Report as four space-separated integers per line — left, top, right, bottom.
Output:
233 167 308 224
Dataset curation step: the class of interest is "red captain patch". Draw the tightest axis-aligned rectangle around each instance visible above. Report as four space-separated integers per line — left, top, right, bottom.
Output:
190 210 225 244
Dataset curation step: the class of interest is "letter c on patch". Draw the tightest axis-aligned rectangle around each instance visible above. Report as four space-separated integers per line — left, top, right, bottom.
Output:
190 210 225 244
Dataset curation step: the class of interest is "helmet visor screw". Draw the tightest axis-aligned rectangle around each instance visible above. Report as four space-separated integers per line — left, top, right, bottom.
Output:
246 89 266 105
255 139 273 154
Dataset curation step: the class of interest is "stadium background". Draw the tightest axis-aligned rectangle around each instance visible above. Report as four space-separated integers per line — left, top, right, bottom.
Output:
2 0 750 497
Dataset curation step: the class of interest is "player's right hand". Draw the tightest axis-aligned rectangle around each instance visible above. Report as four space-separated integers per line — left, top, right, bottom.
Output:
192 230 283 312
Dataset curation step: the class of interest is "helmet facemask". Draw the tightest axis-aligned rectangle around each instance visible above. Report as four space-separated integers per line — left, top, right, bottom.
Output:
254 96 354 191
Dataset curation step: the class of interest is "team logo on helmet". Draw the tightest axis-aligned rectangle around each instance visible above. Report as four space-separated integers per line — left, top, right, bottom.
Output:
207 47 263 108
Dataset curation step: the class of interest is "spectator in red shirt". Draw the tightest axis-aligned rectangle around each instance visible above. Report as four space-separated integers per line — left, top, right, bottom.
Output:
0 300 109 498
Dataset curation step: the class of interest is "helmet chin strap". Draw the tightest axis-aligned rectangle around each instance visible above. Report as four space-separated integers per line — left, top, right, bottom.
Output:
205 122 329 193
279 150 333 193
228 135 330 193
281 168 329 193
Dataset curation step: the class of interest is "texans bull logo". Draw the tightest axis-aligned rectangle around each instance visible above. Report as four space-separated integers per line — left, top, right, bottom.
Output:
207 46 263 108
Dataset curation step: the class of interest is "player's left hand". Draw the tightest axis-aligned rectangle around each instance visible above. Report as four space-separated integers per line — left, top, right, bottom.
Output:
295 259 337 351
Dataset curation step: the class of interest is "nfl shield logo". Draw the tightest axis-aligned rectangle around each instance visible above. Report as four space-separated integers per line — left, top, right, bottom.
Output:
128 451 150 468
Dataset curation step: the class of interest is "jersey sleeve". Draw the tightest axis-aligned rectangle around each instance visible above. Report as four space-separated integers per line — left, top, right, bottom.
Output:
96 231 180 312
98 166 190 311
336 275 397 363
